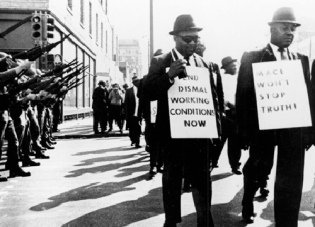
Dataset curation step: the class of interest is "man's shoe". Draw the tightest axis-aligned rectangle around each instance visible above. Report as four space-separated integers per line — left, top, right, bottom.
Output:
35 153 50 159
232 169 242 175
29 151 36 156
149 167 157 175
49 136 57 141
33 144 46 151
44 144 55 149
163 222 177 227
0 175 7 182
135 145 142 148
242 213 255 224
22 160 40 167
260 187 269 197
9 167 31 178
157 167 164 173
120 129 123 134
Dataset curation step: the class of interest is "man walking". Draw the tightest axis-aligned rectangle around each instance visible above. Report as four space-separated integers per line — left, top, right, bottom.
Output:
92 80 108 134
125 75 142 148
236 7 315 226
145 14 221 227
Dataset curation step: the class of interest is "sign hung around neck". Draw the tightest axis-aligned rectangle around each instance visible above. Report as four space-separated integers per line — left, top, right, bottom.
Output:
167 52 218 138
252 60 312 130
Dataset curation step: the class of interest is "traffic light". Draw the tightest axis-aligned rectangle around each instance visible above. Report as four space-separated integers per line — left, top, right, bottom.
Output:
42 14 54 42
31 13 42 41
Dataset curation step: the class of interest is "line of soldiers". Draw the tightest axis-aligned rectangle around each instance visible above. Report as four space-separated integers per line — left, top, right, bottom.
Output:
0 44 87 181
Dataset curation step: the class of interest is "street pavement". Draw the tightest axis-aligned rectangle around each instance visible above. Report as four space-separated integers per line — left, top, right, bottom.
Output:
1 117 315 226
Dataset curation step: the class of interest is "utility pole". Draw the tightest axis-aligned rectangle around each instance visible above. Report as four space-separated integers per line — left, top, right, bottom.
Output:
150 0 154 61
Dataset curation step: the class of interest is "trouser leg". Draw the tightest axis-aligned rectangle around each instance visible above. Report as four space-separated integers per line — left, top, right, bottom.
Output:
274 129 304 227
242 132 274 217
162 141 183 224
227 133 242 170
93 111 100 132
6 119 19 170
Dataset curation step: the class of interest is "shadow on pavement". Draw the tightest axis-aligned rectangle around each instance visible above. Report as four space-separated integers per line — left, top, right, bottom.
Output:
65 154 148 177
30 173 150 212
60 187 164 227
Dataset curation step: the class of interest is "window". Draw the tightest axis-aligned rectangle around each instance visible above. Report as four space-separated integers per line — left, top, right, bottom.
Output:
80 0 84 24
96 14 98 43
106 30 108 54
101 23 103 48
89 2 92 35
68 0 73 10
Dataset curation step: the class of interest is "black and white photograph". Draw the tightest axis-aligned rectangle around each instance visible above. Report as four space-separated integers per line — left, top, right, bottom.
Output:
1 0 315 226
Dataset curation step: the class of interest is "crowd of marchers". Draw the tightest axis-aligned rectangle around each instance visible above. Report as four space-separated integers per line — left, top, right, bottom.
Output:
94 7 315 227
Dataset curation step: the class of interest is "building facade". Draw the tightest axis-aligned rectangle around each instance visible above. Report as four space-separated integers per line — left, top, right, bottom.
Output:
0 0 123 120
118 39 143 84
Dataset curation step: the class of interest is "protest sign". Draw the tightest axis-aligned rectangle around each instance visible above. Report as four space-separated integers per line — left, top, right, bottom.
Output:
150 100 157 123
168 66 218 138
252 60 312 130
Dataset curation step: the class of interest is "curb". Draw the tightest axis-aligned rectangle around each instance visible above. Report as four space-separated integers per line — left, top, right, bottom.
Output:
54 132 129 139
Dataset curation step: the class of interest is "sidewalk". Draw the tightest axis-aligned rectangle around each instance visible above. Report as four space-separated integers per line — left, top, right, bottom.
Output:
53 117 131 139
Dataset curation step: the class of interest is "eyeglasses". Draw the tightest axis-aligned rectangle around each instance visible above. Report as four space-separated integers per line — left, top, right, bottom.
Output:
177 35 200 44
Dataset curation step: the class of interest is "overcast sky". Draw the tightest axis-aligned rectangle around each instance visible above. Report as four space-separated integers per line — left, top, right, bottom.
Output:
108 0 315 66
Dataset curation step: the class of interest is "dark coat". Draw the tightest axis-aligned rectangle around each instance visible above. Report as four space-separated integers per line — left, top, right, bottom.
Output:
125 86 142 119
236 44 315 146
92 86 108 111
144 51 222 145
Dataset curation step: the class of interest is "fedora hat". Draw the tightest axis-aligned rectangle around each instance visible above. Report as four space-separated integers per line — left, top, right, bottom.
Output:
169 15 202 35
98 80 105 86
268 7 300 27
221 56 237 69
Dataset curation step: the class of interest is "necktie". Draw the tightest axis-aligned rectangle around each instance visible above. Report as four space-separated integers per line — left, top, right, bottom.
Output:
278 47 288 60
184 56 190 66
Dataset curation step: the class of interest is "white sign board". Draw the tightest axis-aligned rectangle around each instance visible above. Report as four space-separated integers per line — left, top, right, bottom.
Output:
168 66 218 138
252 60 312 130
150 101 157 123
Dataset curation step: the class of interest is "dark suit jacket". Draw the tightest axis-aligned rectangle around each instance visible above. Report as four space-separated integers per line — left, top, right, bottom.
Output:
92 86 108 111
144 51 222 145
137 76 151 122
125 86 142 119
236 44 314 146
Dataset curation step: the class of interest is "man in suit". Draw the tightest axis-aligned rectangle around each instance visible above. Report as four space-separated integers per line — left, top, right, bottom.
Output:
236 7 315 226
211 56 242 175
92 80 108 134
144 14 221 227
125 75 142 148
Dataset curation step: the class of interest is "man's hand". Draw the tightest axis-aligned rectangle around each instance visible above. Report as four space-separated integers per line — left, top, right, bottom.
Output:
168 59 187 80
14 61 32 74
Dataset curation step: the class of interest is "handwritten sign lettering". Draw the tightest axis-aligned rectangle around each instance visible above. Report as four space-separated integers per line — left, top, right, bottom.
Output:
252 60 312 130
168 66 218 138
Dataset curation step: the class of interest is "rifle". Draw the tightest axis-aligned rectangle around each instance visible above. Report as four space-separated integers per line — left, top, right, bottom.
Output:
40 58 78 78
0 15 32 40
12 33 71 61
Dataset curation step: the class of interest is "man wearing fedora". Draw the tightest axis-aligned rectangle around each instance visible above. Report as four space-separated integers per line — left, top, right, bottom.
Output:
211 56 242 175
125 75 142 148
144 14 221 227
236 7 315 225
92 80 108 134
